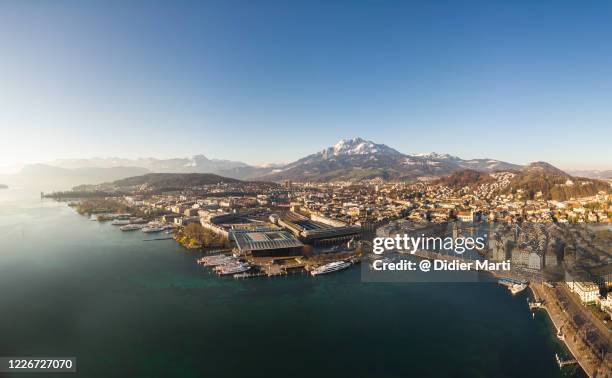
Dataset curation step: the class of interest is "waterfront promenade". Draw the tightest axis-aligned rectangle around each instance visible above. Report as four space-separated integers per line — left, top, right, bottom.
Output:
531 283 612 377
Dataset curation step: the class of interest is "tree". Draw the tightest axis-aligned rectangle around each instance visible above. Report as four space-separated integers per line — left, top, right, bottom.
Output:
183 223 228 247
184 223 205 243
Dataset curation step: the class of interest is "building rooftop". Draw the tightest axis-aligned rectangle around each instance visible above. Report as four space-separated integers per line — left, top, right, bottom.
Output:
232 230 304 252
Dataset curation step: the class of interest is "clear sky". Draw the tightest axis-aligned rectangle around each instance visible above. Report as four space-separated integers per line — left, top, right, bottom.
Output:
1 0 611 170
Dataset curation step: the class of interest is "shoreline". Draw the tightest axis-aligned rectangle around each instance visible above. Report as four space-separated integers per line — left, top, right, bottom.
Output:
529 283 595 377
76 203 605 376
407 250 593 377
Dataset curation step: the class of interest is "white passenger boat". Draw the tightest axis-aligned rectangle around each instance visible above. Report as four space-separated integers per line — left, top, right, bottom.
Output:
509 283 528 295
311 261 352 276
111 219 131 226
142 226 164 233
217 263 250 275
120 224 145 231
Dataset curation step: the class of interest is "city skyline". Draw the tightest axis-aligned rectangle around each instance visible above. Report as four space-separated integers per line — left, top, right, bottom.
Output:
2 0 612 170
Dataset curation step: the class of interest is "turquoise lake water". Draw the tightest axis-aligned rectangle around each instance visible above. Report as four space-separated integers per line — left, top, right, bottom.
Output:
0 188 585 377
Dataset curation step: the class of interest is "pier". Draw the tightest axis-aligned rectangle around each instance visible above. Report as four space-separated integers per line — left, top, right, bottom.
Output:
528 300 544 310
497 277 528 287
529 283 597 377
555 353 578 368
234 272 267 279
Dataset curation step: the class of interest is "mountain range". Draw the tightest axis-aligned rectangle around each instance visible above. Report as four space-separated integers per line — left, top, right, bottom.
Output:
245 138 521 182
4 137 609 187
41 137 521 183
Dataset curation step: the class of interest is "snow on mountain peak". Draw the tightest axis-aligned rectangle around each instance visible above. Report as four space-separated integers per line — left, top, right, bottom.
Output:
411 152 456 160
326 137 400 156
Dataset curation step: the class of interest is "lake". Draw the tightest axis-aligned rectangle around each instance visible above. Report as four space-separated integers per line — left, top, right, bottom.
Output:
0 188 585 377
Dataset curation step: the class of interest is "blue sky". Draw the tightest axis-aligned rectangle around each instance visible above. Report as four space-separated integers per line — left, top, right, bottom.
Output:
1 0 611 170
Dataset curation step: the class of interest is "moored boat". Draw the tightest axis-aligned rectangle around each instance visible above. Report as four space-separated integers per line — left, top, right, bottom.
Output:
509 283 528 295
142 226 164 233
120 224 145 231
311 261 352 276
217 262 250 275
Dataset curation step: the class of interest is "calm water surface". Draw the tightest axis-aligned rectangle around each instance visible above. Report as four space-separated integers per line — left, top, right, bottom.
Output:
0 188 586 378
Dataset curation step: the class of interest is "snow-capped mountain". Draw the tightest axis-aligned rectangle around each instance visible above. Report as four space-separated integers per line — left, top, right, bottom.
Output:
255 137 520 182
411 152 457 160
453 158 521 172
411 152 520 172
322 137 402 157
292 137 402 166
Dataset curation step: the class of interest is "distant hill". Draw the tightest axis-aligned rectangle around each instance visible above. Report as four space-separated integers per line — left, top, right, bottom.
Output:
74 173 243 192
520 161 569 177
567 169 612 180
507 162 610 200
216 165 275 180
434 169 495 189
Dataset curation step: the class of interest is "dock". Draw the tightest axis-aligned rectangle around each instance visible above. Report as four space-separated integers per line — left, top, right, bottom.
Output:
529 283 597 377
234 272 267 279
498 277 528 287
555 353 578 368
528 300 544 310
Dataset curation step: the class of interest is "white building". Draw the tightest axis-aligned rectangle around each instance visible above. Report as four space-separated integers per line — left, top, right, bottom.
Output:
599 294 612 317
567 281 599 304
